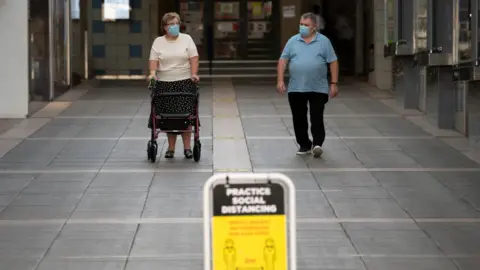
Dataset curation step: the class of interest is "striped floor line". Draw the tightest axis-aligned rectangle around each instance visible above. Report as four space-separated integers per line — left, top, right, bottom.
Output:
0 217 479 225
1 167 480 174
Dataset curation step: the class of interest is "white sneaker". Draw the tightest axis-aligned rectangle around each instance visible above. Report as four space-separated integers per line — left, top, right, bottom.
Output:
312 145 323 158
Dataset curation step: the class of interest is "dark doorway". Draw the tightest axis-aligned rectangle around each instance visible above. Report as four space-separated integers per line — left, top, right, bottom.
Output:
322 0 356 76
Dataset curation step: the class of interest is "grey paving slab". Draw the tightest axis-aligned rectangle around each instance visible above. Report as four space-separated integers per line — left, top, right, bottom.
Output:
125 259 202 270
419 223 480 255
37 260 126 270
0 194 15 206
75 193 147 211
29 125 84 138
365 117 431 136
0 174 36 194
96 102 142 116
0 259 39 270
324 103 358 115
10 193 83 208
23 181 91 193
247 139 309 169
46 238 133 258
313 172 380 188
305 150 365 169
371 171 446 187
150 172 213 192
86 172 154 194
107 140 167 161
0 205 75 220
432 172 480 209
296 191 336 218
56 140 117 160
241 118 292 137
353 150 422 168
323 186 393 200
238 104 279 116
343 138 402 151
32 173 97 182
393 139 480 168
362 258 458 270
345 225 445 256
298 257 367 270
298 229 358 257
142 191 202 218
328 198 409 218
329 127 385 137
0 140 68 162
280 172 321 190
75 125 127 138
384 186 480 218
0 224 61 260
45 227 136 260
454 258 480 270
129 224 202 257
342 99 397 114
0 162 51 170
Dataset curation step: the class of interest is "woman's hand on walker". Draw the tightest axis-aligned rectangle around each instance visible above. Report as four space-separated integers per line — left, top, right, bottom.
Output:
147 74 157 81
191 74 200 82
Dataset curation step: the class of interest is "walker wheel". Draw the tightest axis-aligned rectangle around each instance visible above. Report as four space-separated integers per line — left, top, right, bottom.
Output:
193 140 201 162
147 141 158 163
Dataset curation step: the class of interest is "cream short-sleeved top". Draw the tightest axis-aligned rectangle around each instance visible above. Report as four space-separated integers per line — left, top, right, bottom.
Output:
149 33 199 82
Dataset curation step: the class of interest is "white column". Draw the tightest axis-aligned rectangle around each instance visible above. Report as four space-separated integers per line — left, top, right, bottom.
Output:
0 0 29 118
371 0 392 90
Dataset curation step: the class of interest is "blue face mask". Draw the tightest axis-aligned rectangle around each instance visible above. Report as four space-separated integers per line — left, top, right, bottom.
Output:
299 25 311 37
168 24 180 36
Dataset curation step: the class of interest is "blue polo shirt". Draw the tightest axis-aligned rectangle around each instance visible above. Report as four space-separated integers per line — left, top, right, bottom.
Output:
280 33 337 94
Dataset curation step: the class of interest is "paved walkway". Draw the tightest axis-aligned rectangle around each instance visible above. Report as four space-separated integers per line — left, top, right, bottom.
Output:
0 78 480 269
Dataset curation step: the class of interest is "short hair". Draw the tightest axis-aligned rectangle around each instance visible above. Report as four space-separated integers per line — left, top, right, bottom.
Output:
300 12 317 27
161 12 181 30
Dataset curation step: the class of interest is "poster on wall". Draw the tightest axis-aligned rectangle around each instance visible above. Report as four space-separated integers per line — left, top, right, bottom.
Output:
103 0 131 21
71 0 80 19
282 5 295 18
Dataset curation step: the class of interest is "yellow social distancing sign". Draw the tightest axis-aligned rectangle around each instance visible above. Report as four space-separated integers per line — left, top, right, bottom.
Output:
211 183 287 270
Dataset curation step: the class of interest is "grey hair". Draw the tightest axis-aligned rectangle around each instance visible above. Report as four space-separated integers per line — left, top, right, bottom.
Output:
300 12 317 27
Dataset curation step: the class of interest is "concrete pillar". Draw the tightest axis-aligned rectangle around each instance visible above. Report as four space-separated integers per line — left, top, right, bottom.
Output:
0 0 29 118
370 0 392 90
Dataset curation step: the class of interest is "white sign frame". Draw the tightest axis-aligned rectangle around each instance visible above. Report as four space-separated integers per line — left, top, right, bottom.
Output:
203 173 297 270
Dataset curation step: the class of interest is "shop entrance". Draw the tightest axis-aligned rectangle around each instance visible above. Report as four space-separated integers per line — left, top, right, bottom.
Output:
177 0 278 60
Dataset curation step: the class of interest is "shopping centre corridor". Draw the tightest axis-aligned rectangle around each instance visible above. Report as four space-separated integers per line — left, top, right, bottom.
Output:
0 78 480 269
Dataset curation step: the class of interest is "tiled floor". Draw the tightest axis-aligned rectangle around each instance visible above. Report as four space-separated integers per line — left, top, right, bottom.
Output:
0 78 479 269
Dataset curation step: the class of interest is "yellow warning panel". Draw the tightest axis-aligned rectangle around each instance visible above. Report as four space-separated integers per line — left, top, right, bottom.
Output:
211 183 288 270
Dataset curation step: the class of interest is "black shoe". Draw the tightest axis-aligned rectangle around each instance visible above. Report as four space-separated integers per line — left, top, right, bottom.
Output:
165 150 174 159
184 149 193 159
296 146 311 155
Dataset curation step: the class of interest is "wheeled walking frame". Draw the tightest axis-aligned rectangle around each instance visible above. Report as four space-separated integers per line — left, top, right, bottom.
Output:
147 78 201 162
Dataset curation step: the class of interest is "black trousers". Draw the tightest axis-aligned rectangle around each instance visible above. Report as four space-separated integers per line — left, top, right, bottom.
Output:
288 92 329 148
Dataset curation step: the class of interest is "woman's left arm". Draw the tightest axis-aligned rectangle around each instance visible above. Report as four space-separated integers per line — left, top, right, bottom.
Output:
189 56 199 77
187 35 200 80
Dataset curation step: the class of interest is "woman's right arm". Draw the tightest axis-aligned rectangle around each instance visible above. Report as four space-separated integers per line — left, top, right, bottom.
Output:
148 39 160 79
149 60 159 79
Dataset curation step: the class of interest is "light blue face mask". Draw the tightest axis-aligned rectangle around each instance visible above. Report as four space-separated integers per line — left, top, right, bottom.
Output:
168 24 180 36
299 25 311 37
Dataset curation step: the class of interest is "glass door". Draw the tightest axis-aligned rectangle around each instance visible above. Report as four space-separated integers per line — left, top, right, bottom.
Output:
245 1 276 59
213 0 243 59
178 0 206 59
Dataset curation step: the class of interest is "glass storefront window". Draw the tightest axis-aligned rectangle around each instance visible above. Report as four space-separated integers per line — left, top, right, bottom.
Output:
215 2 239 20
